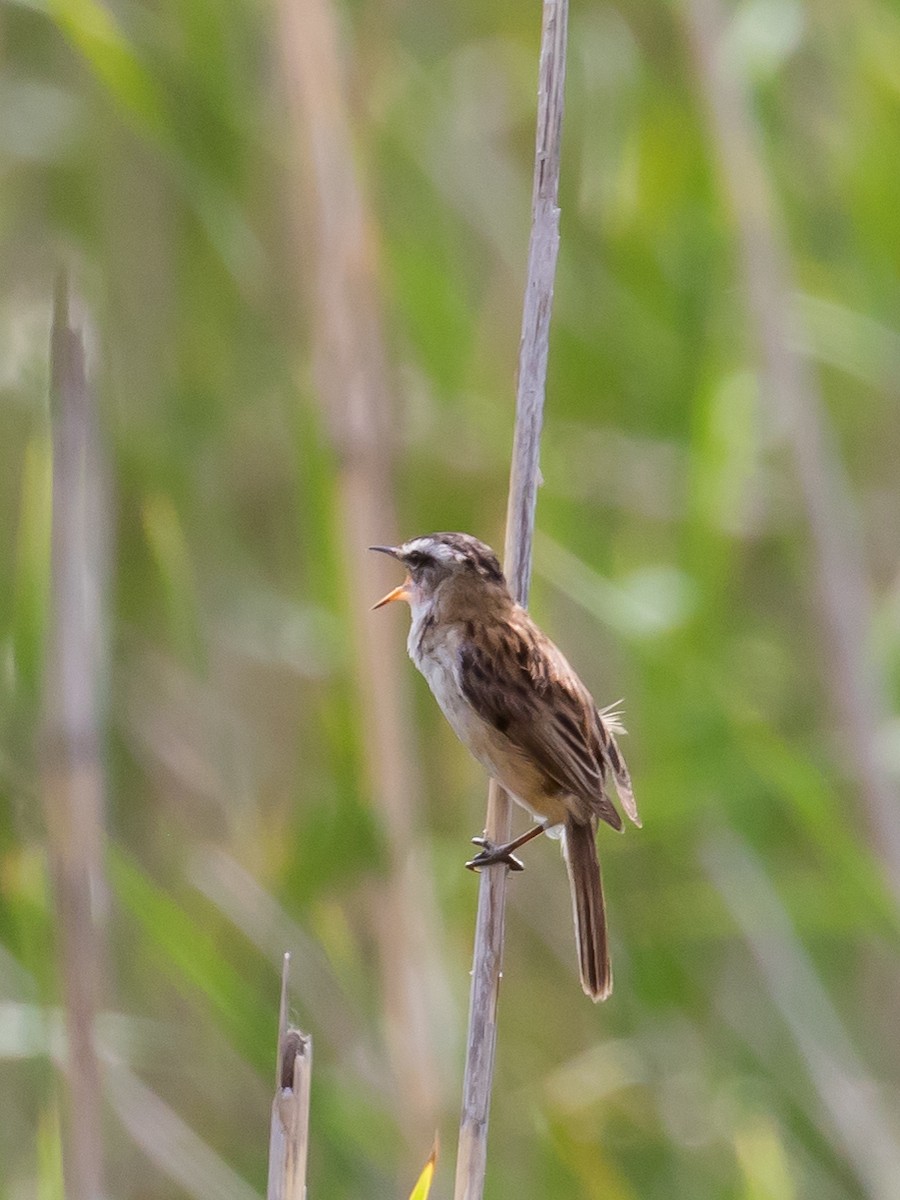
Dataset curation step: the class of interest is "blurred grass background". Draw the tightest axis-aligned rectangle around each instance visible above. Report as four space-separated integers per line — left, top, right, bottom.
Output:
2 0 900 1197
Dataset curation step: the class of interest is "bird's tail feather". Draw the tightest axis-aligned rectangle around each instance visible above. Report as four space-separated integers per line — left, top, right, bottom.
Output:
562 819 611 1001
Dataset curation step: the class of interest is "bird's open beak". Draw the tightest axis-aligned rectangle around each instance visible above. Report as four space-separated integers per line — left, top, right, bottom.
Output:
369 546 410 609
371 580 411 610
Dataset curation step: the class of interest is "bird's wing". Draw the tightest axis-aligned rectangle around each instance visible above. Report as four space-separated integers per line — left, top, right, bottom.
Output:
597 705 641 827
458 610 634 830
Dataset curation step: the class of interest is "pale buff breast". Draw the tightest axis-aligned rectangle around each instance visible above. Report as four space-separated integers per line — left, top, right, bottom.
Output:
408 611 571 829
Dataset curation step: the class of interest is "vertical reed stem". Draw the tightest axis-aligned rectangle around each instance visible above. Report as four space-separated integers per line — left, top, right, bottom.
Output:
274 0 451 1134
267 954 313 1200
453 3 569 1197
42 273 110 1200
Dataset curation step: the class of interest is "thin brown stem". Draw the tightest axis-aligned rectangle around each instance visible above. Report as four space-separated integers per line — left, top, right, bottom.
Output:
267 954 313 1200
453 2 569 1197
274 0 452 1135
42 272 110 1200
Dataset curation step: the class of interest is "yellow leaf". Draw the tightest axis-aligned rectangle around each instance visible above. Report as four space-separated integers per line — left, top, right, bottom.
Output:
408 1138 438 1200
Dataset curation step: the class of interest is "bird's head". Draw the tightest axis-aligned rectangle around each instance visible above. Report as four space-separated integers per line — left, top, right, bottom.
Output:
370 532 509 618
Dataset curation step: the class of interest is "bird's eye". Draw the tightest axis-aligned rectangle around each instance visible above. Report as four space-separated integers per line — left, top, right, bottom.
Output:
405 551 429 570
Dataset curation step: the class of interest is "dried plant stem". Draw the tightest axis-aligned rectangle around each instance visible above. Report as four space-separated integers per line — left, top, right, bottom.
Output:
274 0 450 1134
42 273 110 1200
453 3 568 1197
685 0 900 898
267 954 313 1200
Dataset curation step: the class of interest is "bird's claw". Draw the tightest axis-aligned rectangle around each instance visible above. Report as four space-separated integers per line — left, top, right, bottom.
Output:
465 836 525 873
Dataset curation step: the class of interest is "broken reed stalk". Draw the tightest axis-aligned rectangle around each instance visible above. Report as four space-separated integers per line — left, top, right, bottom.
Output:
41 272 110 1200
453 2 569 1198
267 954 313 1200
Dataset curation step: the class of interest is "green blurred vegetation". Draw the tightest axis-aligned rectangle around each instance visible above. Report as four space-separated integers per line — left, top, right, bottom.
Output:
2 0 900 1197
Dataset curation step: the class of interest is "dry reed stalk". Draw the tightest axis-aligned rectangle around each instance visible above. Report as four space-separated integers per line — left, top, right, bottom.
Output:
267 954 313 1200
41 273 110 1200
274 0 450 1134
685 0 900 898
454 3 569 1197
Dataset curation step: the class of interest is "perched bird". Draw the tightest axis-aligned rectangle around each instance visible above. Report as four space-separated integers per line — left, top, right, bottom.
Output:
371 531 640 1001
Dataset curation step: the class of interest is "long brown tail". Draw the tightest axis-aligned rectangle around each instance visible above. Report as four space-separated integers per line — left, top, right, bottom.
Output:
562 818 611 1001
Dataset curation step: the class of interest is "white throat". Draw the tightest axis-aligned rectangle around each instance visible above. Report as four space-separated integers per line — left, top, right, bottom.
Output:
406 592 437 668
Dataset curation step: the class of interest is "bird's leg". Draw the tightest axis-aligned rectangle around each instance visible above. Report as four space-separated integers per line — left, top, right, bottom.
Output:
465 822 547 872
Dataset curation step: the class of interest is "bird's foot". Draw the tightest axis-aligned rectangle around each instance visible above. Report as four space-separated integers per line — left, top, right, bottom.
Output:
465 836 526 873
